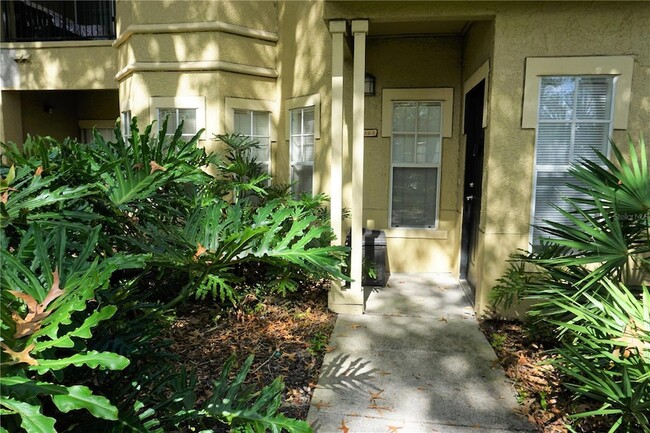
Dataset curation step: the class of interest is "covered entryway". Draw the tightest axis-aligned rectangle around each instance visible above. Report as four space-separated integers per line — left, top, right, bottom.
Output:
1 89 119 144
325 10 494 314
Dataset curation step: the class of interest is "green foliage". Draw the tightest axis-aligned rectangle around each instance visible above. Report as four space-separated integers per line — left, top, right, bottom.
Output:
86 356 311 433
2 117 341 432
490 136 649 432
308 332 329 356
549 281 650 432
0 226 130 432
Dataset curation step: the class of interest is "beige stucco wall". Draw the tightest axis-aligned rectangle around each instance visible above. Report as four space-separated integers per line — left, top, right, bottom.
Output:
114 0 280 157
478 1 650 314
461 20 494 299
363 36 464 273
0 42 117 90
276 0 331 192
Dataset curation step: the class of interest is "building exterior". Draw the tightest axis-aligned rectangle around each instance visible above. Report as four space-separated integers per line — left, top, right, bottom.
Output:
2 1 649 315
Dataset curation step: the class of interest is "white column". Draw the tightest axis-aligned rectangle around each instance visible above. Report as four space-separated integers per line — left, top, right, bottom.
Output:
329 20 345 248
327 20 363 314
350 20 368 299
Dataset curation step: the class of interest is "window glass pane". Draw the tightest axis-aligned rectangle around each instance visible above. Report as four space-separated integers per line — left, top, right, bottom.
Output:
391 167 437 228
576 77 611 120
252 137 270 161
292 165 313 198
303 135 314 162
253 111 270 136
290 136 302 163
533 74 613 243
532 172 589 241
393 103 416 132
392 134 415 163
539 77 575 120
417 103 441 133
536 123 571 165
290 109 302 134
304 108 315 135
158 108 177 131
178 108 196 134
234 110 251 135
574 123 609 160
415 135 440 164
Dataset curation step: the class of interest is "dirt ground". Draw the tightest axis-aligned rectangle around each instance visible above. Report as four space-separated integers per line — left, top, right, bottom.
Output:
164 280 336 423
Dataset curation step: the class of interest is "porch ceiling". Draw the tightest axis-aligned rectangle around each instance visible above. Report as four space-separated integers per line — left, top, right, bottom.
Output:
368 20 471 37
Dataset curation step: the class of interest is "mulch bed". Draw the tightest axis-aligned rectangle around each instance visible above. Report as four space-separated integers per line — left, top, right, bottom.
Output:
163 280 336 422
479 319 615 433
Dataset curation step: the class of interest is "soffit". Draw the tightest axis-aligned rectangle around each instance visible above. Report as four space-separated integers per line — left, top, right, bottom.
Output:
369 20 470 37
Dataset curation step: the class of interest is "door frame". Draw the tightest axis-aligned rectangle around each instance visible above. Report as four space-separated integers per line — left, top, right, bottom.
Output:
459 61 489 301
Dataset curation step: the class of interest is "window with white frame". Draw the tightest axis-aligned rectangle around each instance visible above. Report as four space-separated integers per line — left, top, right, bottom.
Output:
290 106 315 198
120 110 132 138
157 107 198 139
150 96 205 140
531 76 614 242
234 109 271 174
390 101 442 228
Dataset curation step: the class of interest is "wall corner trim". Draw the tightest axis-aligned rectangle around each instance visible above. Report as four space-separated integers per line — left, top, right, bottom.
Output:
113 21 279 49
114 60 278 82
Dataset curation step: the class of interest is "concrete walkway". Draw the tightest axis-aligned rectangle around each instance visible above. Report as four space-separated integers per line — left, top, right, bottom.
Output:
306 273 536 433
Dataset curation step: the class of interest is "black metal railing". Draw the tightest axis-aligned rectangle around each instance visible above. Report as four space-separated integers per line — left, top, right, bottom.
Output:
2 0 115 42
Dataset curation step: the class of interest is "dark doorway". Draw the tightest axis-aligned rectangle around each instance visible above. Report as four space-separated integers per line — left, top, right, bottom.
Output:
460 80 486 296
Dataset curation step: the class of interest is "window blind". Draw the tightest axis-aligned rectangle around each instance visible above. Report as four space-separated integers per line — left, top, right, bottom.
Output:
532 76 613 242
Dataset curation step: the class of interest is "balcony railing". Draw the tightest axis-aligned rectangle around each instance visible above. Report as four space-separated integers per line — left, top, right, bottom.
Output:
1 0 115 42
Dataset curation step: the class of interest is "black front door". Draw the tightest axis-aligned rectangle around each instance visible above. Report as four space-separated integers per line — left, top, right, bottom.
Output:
460 80 485 289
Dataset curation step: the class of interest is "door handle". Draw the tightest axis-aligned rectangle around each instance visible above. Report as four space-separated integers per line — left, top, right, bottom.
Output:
465 195 474 201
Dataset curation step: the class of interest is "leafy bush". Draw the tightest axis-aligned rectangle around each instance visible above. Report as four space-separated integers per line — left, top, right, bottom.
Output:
2 117 345 432
0 225 130 432
489 136 649 432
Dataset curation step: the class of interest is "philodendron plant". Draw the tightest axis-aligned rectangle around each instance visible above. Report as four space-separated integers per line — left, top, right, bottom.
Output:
0 225 130 433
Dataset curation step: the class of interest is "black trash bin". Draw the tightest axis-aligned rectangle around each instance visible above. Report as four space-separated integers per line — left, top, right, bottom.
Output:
345 228 390 286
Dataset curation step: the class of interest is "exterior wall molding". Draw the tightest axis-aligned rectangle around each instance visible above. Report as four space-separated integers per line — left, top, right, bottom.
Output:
522 56 634 130
113 21 278 49
114 60 278 82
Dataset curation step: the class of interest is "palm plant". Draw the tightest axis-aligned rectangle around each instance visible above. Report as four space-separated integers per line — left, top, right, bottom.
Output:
489 136 649 432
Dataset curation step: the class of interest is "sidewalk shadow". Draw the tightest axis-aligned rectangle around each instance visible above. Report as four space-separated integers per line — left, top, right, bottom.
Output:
315 353 382 392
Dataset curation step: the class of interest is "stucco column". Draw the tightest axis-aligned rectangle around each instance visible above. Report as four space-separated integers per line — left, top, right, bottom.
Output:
328 20 345 249
328 20 363 314
350 20 368 299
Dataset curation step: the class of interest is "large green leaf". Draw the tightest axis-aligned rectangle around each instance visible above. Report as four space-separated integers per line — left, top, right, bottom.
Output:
0 396 56 433
30 350 130 374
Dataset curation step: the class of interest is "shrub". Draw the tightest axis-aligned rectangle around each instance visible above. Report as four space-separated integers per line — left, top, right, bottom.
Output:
489 136 649 432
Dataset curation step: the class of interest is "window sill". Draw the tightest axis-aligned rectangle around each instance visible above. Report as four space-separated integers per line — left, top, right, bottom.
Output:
383 228 448 240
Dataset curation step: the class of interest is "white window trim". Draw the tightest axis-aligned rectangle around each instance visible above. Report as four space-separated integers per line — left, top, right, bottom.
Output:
224 97 278 142
150 96 206 140
381 88 453 138
522 56 634 130
289 106 316 196
388 100 443 230
285 93 321 140
462 60 490 134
